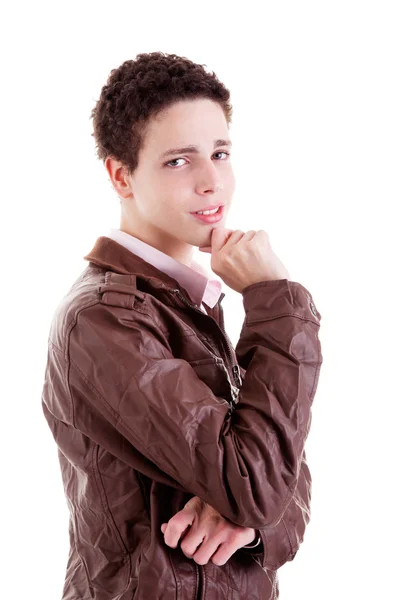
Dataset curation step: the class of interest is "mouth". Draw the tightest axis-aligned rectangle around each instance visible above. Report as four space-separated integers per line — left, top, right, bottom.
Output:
190 203 224 214
190 204 225 224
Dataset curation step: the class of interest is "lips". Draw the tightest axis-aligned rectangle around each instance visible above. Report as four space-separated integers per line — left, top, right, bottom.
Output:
190 203 224 214
191 204 225 224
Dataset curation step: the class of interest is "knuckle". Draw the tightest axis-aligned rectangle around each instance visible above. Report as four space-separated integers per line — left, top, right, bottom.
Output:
181 545 193 558
169 515 185 529
219 253 230 266
185 496 202 509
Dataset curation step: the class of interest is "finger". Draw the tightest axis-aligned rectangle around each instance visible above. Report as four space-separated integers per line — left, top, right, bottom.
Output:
198 246 211 253
163 512 195 548
191 537 229 566
222 229 246 248
234 230 257 249
238 230 257 242
209 541 240 567
180 531 207 560
209 227 235 253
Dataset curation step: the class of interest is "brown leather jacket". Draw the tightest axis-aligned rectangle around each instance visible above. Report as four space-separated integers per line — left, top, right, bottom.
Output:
41 235 323 599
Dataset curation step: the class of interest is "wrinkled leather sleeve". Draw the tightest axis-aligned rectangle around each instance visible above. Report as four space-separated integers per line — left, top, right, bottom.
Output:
240 449 312 569
67 278 322 532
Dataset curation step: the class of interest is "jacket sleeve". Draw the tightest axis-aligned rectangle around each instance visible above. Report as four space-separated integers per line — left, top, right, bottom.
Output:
243 448 313 569
67 278 322 530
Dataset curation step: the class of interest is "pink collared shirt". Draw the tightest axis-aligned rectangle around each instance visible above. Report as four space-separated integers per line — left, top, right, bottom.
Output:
107 228 223 313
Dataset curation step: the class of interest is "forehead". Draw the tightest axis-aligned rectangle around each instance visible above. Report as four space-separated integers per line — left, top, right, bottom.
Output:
145 98 229 146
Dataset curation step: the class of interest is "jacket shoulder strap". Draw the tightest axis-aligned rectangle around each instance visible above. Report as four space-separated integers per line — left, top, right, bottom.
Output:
97 271 145 309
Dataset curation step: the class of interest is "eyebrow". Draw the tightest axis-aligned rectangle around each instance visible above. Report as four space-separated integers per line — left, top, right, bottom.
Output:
160 139 232 159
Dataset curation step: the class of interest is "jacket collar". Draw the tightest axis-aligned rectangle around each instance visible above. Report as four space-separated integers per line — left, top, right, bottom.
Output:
106 228 222 309
83 236 225 309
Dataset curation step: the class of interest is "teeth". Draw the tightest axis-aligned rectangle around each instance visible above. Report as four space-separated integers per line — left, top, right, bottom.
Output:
196 207 220 215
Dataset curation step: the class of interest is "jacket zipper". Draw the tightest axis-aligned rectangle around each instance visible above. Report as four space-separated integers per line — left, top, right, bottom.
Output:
216 295 243 389
196 563 204 600
171 288 242 404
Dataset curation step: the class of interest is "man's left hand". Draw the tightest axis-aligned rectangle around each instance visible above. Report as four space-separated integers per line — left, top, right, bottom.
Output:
161 496 257 566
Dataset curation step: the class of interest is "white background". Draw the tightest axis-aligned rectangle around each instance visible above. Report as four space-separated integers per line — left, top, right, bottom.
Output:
1 1 399 598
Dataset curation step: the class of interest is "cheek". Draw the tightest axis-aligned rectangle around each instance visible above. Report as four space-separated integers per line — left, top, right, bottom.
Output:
153 193 187 216
147 199 185 227
228 172 236 192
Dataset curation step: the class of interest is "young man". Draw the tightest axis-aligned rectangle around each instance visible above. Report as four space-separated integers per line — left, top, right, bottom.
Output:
41 52 323 599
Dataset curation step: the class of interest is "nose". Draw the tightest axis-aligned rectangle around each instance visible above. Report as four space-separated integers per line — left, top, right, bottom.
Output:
196 161 224 194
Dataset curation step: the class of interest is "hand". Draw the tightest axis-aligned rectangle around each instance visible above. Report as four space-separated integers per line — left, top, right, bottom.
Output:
160 496 257 566
199 227 290 293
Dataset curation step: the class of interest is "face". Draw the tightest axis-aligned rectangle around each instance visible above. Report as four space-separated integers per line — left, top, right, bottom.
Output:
106 98 235 265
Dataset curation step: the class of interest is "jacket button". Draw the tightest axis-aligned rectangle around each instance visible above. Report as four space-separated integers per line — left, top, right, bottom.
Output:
309 300 317 317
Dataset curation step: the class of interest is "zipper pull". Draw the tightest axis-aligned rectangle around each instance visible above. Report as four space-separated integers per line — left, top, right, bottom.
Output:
230 386 240 405
232 365 242 387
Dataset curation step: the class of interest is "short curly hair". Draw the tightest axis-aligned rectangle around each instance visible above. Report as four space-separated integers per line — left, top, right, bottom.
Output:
90 51 233 176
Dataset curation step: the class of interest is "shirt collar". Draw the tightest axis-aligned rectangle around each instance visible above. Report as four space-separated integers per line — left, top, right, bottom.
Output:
105 228 223 309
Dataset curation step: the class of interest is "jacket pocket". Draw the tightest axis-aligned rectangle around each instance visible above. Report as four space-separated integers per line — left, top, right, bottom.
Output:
187 356 238 407
71 444 132 594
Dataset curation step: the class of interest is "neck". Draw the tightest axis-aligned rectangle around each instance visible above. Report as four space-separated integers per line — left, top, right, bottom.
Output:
119 218 195 267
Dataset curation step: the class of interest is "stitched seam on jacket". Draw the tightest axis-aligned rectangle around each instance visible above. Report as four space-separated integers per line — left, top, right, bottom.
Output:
246 313 320 326
242 280 286 291
66 298 101 428
48 339 63 355
257 479 297 568
91 445 130 553
168 551 183 598
281 517 294 558
91 444 131 591
261 526 295 572
46 340 74 425
309 336 323 403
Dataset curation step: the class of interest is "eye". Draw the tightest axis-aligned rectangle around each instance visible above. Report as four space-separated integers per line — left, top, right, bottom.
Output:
214 151 230 160
164 151 231 168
